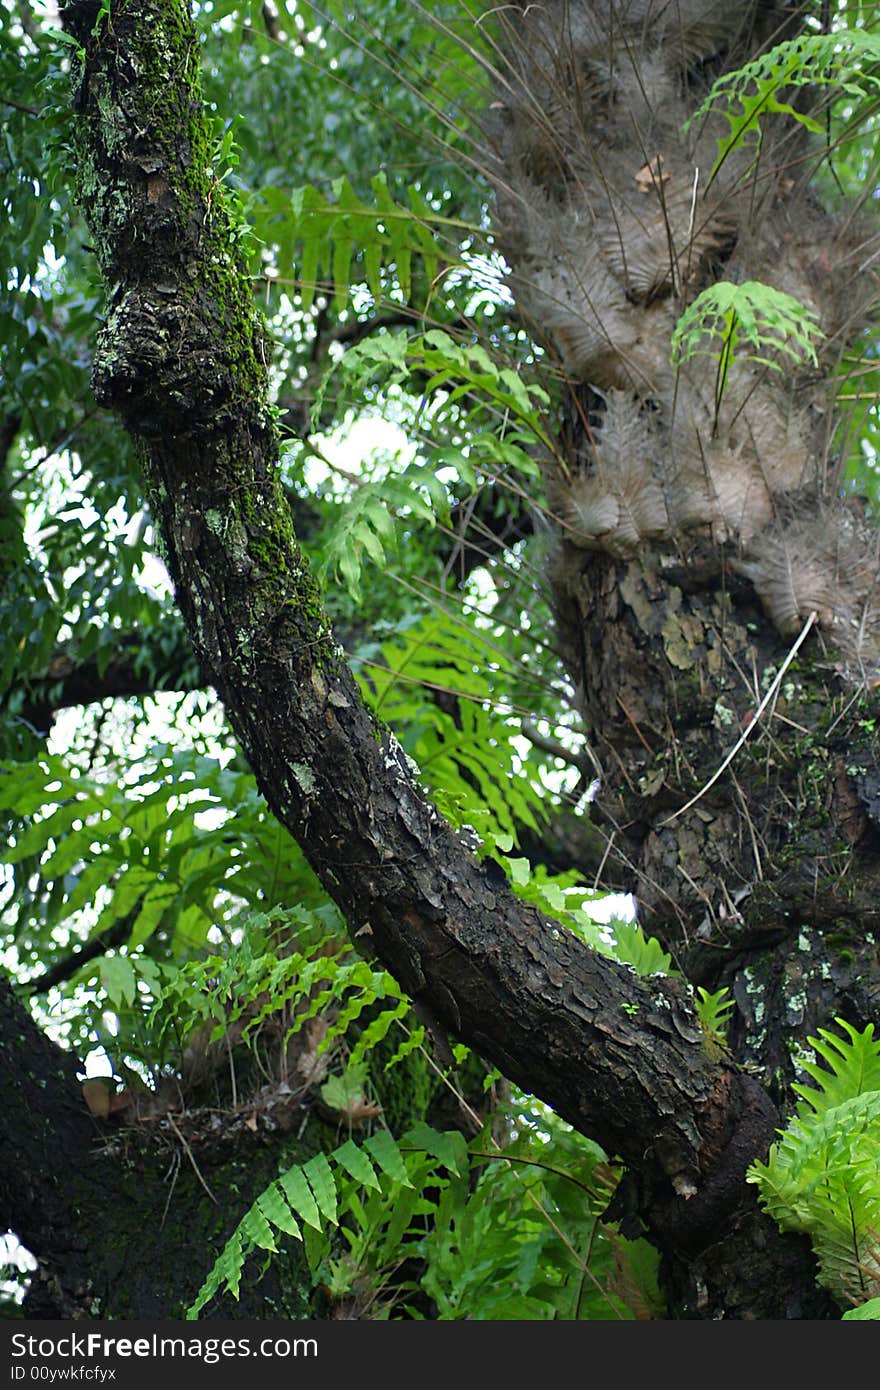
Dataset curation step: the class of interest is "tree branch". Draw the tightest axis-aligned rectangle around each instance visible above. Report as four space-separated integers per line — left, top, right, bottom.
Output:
0 977 97 1314
13 626 200 733
25 918 132 995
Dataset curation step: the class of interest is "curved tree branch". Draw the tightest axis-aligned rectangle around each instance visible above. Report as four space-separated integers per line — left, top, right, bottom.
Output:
13 627 201 733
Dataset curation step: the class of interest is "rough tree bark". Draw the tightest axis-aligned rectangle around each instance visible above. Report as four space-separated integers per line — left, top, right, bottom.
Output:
5 0 877 1319
0 975 323 1318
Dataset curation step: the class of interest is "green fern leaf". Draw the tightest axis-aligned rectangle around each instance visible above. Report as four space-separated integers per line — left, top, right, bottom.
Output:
275 1167 321 1233
334 1138 381 1190
748 1021 880 1304
348 997 412 1068
186 1233 244 1318
302 1153 338 1227
689 30 880 185
241 1206 279 1253
257 1184 302 1241
365 1130 413 1187
794 1020 880 1114
607 919 673 976
382 1022 427 1069
404 1121 468 1176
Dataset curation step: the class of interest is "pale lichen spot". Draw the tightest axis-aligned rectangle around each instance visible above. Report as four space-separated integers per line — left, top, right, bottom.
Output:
291 761 317 795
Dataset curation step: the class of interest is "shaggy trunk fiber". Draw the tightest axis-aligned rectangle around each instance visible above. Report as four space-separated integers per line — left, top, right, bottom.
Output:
484 0 880 1309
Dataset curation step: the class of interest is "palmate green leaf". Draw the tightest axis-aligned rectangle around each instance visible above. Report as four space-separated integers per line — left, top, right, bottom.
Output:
97 954 138 1010
320 1062 372 1119
671 281 823 377
607 920 673 977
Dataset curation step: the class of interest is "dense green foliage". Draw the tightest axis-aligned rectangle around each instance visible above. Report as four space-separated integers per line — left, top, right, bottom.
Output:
748 1020 880 1310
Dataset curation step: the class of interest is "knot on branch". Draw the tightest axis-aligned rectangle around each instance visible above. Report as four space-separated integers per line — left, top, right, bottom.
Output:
93 284 243 437
649 1070 779 1254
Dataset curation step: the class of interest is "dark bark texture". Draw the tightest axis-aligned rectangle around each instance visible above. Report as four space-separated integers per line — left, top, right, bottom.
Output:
0 977 322 1318
7 0 869 1318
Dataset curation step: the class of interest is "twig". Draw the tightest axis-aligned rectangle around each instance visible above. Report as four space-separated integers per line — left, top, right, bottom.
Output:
520 717 594 775
167 1115 217 1204
615 695 655 754
592 829 615 893
658 611 818 827
2 98 38 116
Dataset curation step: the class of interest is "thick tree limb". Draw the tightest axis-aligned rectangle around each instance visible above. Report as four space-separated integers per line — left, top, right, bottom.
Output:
13 627 200 732
0 974 326 1318
0 978 98 1315
57 0 832 1309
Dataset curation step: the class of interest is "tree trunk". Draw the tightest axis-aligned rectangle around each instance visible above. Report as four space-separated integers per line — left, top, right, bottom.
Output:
22 0 873 1318
0 978 318 1317
484 0 880 1313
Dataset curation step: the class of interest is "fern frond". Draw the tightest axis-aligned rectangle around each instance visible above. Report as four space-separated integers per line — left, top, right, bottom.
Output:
306 320 555 597
356 608 549 847
694 986 735 1050
153 915 410 1072
186 1123 468 1318
316 458 452 602
671 281 823 425
748 1021 880 1305
688 30 880 185
265 173 470 312
793 1020 880 1116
